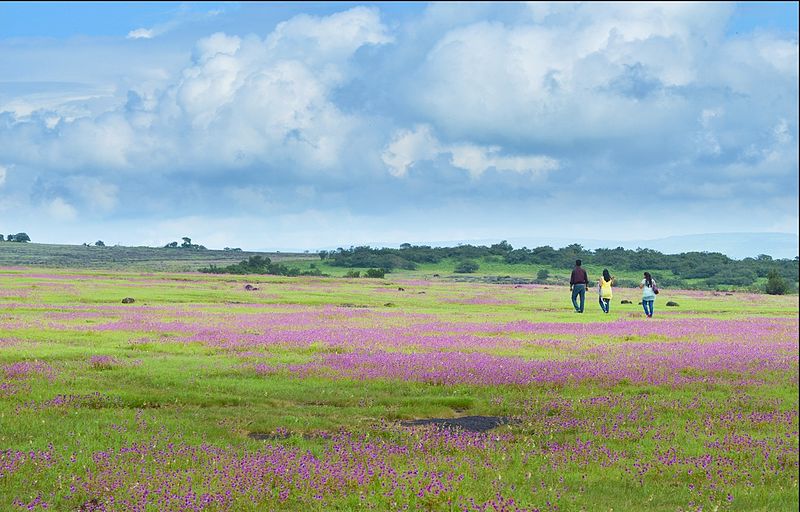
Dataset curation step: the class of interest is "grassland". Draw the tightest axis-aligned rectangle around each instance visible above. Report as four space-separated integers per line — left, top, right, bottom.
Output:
2 242 793 294
0 265 797 511
0 243 313 272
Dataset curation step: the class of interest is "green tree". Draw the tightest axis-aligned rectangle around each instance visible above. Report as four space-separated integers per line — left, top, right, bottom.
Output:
11 232 30 242
536 269 550 281
765 270 788 295
95 240 105 247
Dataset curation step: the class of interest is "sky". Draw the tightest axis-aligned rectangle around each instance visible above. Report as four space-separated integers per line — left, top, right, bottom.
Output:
0 1 798 252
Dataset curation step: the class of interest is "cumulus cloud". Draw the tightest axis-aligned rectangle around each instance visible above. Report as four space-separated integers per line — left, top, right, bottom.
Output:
0 2 796 245
1 6 393 181
382 125 559 179
403 2 792 153
381 125 440 177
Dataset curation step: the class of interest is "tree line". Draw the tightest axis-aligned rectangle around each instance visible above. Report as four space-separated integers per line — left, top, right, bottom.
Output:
0 233 31 242
319 241 798 292
199 256 325 277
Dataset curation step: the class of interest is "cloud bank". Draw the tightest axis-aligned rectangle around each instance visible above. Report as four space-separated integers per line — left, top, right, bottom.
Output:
0 2 797 249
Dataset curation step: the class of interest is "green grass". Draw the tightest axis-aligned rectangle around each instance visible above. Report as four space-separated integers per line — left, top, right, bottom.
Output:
0 242 314 271
0 267 797 511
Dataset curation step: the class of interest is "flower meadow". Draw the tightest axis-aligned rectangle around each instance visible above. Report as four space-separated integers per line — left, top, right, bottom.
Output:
0 269 798 511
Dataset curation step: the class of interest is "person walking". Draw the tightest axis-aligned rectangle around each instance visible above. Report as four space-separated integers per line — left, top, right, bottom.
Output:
598 268 614 313
569 259 589 313
639 271 657 318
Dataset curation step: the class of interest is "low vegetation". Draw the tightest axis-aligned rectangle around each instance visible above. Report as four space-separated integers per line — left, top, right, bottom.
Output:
0 269 796 511
321 241 798 293
199 255 325 276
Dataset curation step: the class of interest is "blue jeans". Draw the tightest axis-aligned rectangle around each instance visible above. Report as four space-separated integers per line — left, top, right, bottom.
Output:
571 284 586 312
599 297 610 313
642 300 654 317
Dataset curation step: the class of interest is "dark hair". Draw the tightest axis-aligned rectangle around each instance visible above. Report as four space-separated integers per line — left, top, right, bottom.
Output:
603 269 611 282
575 259 582 266
644 272 652 287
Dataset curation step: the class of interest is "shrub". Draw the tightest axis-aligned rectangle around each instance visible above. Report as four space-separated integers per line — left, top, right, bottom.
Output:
454 260 479 273
536 269 549 281
765 270 788 295
364 268 386 278
344 270 361 278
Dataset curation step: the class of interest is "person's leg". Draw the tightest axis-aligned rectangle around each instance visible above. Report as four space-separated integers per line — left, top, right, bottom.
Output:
599 295 604 312
649 300 655 317
642 300 649 316
571 287 580 311
578 285 585 312
604 298 611 313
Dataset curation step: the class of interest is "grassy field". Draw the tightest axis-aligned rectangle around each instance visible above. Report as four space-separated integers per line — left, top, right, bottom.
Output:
2 242 779 293
0 266 798 511
0 243 313 272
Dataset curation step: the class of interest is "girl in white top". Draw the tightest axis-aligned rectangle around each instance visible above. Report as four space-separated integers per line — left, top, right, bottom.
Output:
639 271 656 317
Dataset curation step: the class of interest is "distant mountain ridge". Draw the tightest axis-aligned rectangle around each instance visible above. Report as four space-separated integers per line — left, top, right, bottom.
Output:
304 232 798 260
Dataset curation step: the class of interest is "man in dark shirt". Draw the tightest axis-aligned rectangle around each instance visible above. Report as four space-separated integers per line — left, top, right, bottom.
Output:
570 259 589 313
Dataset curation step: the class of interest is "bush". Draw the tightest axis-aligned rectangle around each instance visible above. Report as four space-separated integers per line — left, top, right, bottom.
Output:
364 268 386 278
6 232 31 242
765 270 788 295
454 260 479 273
344 270 361 278
536 269 549 281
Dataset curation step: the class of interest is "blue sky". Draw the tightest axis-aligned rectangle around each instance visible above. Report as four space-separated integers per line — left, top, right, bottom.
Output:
0 2 797 252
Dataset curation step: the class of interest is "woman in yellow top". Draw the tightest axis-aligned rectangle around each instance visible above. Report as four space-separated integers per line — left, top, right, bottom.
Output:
598 268 614 314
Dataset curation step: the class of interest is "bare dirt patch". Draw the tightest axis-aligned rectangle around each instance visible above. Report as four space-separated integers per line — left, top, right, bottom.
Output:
401 415 510 432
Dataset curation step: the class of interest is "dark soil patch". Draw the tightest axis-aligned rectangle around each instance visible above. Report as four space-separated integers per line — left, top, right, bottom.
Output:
400 415 510 433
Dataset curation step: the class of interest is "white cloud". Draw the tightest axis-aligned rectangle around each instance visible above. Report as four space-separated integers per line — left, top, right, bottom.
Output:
0 164 6 187
45 197 78 221
449 145 559 178
382 125 559 179
127 28 155 40
126 4 226 40
0 3 796 244
381 125 440 177
1 7 393 179
267 6 393 64
695 108 723 156
407 2 789 148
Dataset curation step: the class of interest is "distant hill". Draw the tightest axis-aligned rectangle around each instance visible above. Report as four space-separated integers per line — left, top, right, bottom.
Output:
0 243 311 271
